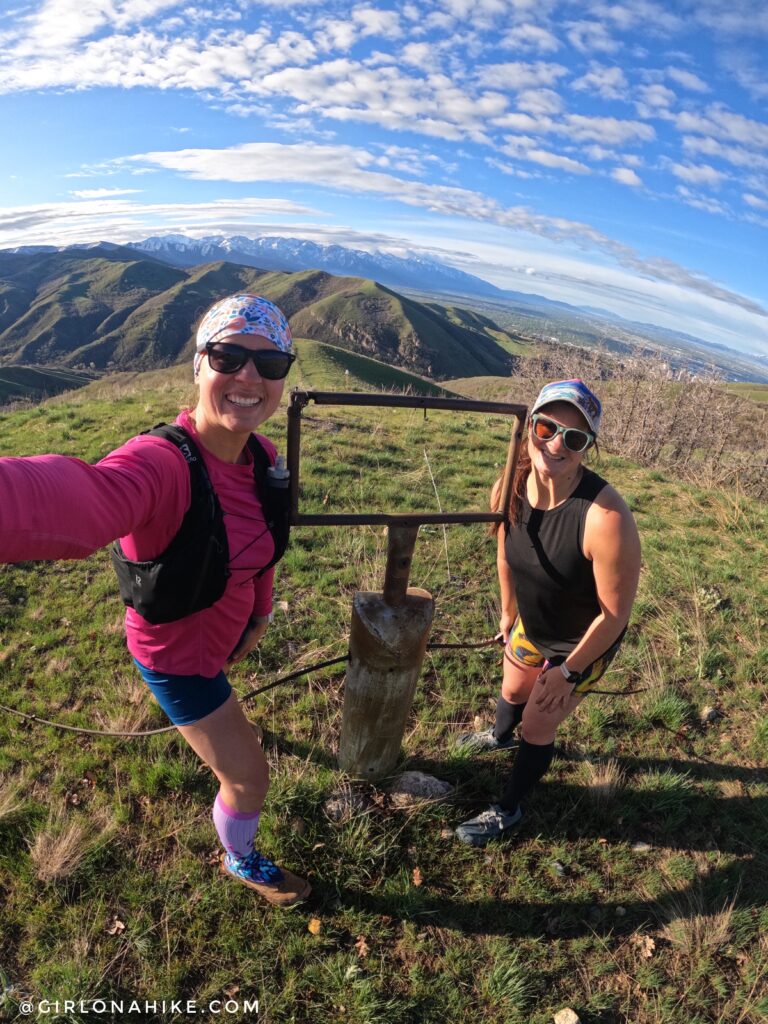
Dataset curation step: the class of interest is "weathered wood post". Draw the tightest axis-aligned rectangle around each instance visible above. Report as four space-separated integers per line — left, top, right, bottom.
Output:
338 525 435 780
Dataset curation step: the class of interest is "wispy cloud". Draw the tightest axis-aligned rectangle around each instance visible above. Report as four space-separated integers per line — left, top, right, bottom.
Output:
70 188 143 199
612 167 642 186
670 162 727 187
666 66 709 92
0 196 322 248
501 23 561 54
572 63 628 100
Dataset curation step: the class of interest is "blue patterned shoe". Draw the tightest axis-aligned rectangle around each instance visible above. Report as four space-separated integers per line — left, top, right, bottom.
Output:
220 850 311 907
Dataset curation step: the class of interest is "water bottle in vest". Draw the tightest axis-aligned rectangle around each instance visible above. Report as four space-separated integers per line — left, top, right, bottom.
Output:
266 454 290 489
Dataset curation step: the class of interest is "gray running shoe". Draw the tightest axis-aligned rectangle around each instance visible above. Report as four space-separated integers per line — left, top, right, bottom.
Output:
455 803 523 847
455 727 517 752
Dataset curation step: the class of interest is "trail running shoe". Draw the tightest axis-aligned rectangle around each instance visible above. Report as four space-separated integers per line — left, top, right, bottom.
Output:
454 727 518 753
454 803 523 847
220 850 311 907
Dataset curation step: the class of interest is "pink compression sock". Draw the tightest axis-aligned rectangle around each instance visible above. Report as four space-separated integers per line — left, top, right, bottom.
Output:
213 792 260 858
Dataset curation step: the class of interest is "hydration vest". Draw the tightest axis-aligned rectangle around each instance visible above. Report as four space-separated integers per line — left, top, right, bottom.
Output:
110 423 290 625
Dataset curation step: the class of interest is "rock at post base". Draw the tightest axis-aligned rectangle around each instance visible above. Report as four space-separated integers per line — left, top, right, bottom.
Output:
554 1010 581 1024
388 771 454 808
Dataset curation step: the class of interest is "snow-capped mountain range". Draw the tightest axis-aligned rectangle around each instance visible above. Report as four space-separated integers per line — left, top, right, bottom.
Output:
127 233 505 299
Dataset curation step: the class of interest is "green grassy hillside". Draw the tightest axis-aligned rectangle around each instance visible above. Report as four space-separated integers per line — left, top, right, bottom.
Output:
276 275 516 380
0 362 766 1024
727 382 768 405
292 337 452 396
0 252 519 387
0 365 96 405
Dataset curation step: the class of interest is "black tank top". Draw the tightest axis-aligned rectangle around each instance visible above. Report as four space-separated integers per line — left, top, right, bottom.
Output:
504 467 608 659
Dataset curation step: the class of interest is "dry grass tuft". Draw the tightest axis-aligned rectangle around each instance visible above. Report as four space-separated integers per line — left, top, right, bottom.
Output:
45 656 72 676
0 776 22 821
29 808 114 882
661 888 737 959
583 758 623 802
94 704 153 735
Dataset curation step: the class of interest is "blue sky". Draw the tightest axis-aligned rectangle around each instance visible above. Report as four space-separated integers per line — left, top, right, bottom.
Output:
1 0 767 357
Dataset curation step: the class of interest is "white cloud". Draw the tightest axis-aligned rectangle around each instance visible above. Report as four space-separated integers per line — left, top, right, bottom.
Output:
503 136 591 173
70 187 143 198
0 196 322 249
635 82 676 118
314 18 358 52
562 114 654 145
675 186 729 216
588 1 683 33
14 0 182 52
476 61 568 90
400 42 434 67
352 6 402 39
670 162 727 187
565 20 619 54
612 167 642 186
676 105 768 150
743 193 768 210
682 134 768 171
515 88 563 115
666 66 709 92
572 63 628 100
501 23 560 53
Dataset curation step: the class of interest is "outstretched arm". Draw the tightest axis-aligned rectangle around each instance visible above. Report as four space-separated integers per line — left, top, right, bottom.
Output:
0 437 189 563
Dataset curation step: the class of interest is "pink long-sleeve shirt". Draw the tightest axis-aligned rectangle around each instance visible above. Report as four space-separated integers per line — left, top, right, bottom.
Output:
0 410 275 676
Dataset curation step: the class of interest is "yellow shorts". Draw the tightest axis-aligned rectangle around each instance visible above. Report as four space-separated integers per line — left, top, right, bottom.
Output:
504 617 622 694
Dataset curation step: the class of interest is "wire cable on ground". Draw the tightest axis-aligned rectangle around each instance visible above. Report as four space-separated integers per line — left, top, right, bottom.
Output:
0 633 644 738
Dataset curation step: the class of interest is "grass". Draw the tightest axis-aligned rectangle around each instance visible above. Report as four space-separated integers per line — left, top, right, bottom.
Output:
0 358 767 1023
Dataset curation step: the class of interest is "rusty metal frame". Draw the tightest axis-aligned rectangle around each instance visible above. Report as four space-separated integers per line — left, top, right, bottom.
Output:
286 389 527 527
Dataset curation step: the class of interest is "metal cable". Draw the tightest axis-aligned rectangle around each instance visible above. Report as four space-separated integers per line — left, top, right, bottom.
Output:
0 632 643 738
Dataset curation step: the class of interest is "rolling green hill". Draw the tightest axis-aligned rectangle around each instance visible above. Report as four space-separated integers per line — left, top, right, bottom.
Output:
0 251 518 389
0 365 96 405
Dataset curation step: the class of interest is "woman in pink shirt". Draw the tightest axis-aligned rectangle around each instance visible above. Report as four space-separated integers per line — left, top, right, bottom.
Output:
0 295 309 907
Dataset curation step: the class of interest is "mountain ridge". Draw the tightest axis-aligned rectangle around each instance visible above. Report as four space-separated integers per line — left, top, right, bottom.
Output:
0 249 521 387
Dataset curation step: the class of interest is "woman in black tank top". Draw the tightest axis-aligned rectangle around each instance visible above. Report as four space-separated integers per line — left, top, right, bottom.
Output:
455 380 641 847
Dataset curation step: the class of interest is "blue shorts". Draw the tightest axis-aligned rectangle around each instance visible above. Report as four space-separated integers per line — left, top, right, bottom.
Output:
134 659 232 726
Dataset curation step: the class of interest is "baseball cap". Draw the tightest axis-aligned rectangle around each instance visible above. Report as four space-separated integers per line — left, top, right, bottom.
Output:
531 379 602 435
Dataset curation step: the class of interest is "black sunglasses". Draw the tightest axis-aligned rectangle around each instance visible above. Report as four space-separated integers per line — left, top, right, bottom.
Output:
205 342 295 380
531 413 594 453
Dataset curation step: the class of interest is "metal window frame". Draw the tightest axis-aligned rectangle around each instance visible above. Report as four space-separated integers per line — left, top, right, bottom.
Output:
286 389 527 527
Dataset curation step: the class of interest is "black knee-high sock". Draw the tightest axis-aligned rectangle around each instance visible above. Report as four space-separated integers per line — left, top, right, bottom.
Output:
493 697 526 742
498 738 555 813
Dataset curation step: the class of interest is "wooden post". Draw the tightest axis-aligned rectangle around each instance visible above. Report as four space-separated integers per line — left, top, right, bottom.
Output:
338 525 435 780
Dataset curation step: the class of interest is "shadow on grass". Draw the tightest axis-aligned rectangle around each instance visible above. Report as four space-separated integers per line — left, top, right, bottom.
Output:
332 839 763 941
275 740 768 939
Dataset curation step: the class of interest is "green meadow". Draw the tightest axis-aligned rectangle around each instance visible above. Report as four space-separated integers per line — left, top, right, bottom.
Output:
0 342 766 1024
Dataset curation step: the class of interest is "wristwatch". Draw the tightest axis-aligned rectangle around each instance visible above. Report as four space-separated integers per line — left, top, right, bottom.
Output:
559 661 584 685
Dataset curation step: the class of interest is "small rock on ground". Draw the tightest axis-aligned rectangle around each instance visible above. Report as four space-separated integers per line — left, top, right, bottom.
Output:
388 771 454 808
554 1010 581 1024
324 789 369 822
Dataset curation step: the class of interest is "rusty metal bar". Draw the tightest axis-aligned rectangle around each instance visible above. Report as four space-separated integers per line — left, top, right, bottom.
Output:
285 389 528 528
293 512 503 526
291 388 527 417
